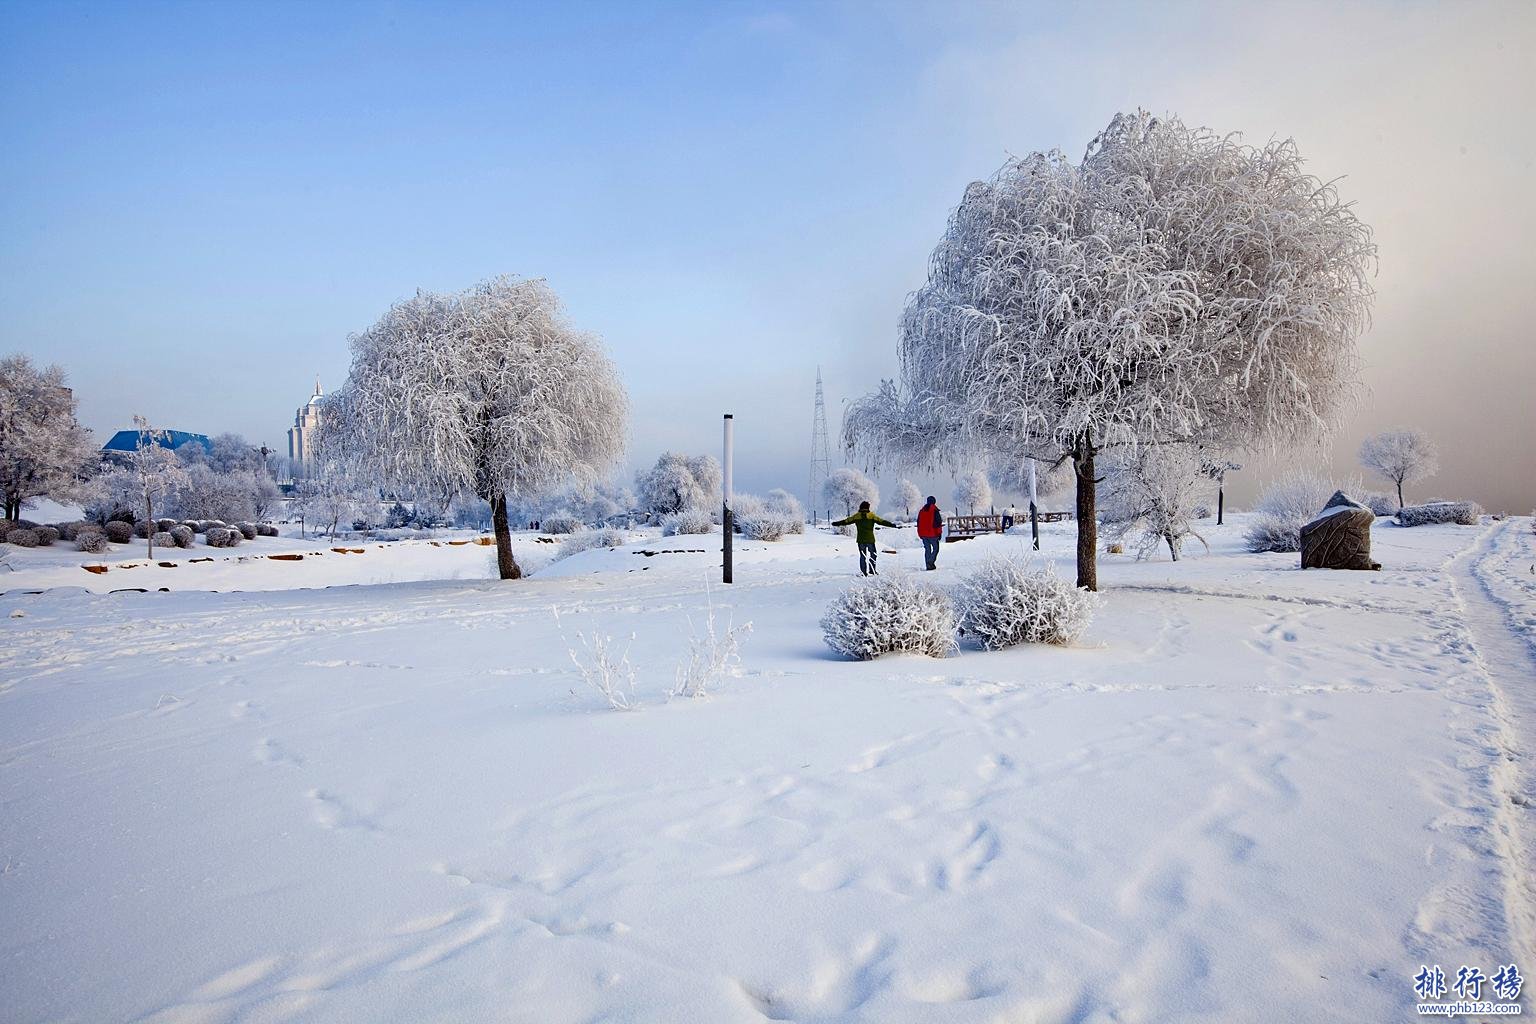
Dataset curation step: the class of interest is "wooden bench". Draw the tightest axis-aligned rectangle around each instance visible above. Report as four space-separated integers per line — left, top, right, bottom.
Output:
946 514 1006 541
1036 510 1073 523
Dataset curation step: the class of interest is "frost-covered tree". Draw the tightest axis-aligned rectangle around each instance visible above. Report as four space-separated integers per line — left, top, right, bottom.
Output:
124 417 190 558
1100 443 1210 560
1359 428 1438 509
0 355 97 521
953 469 992 515
336 276 628 579
845 111 1375 590
822 467 879 517
636 453 720 517
895 478 922 521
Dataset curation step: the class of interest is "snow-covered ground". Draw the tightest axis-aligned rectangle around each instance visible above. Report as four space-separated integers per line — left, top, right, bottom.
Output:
2 515 1533 1022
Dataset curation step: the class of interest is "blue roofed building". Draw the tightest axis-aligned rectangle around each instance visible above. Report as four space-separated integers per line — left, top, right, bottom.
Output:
100 428 212 465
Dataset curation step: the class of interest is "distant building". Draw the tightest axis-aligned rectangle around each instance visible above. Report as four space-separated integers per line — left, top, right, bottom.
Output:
100 428 211 465
288 379 324 465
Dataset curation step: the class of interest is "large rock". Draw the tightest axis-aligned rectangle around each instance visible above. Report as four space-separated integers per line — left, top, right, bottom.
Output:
1300 492 1380 570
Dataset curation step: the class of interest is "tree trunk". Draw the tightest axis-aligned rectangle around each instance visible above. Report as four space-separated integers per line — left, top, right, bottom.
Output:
1167 533 1179 561
1397 480 1405 510
145 495 154 559
1074 432 1098 592
491 490 522 581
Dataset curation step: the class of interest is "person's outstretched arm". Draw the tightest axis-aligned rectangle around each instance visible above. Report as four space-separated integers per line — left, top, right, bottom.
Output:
874 515 898 528
832 515 854 527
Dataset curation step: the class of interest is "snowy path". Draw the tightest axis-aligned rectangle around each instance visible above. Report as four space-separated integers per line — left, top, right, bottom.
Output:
1450 519 1536 964
2 519 1532 1022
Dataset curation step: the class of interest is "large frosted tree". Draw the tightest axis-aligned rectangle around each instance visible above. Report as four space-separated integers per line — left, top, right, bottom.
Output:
338 276 628 579
846 111 1375 590
1 355 97 522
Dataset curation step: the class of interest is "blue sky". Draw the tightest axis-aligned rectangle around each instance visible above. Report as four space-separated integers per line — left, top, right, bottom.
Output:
3 1 1533 510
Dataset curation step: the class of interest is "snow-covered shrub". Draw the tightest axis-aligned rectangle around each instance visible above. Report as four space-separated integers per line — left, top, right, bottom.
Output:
555 527 627 560
765 488 806 533
662 507 714 536
671 603 752 698
235 522 257 540
33 526 59 546
224 528 243 547
1362 492 1397 517
104 521 134 544
75 528 108 553
256 523 278 537
170 525 194 548
181 520 202 534
200 520 226 532
1244 513 1302 553
204 527 232 547
1254 470 1335 524
1397 501 1482 527
5 528 39 547
150 531 176 549
1246 471 1342 553
733 492 799 541
821 574 957 660
156 518 176 532
54 521 91 541
133 520 151 539
955 558 1098 648
12 519 39 530
561 622 637 711
541 513 584 535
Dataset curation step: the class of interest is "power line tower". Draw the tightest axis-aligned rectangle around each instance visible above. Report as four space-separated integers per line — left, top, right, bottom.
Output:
808 367 832 523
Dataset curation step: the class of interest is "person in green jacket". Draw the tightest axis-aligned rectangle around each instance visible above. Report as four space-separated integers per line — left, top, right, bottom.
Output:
833 501 898 576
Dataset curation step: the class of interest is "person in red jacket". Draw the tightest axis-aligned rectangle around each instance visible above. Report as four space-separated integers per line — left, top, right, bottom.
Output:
916 495 944 570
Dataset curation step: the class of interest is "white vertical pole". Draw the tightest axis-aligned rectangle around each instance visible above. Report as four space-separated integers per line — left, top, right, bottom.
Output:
723 414 734 584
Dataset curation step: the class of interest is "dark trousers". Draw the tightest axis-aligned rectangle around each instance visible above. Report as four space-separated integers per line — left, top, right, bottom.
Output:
921 536 940 569
858 542 877 575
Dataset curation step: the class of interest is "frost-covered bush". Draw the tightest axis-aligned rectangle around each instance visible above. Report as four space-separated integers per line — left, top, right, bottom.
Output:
955 558 1098 648
54 521 91 541
541 513 584 535
661 507 714 536
76 528 108 553
235 522 257 540
133 520 151 539
733 492 799 541
1254 470 1335 524
671 604 752 698
1246 471 1345 553
256 523 278 537
1397 501 1482 527
170 525 194 548
156 518 177 532
200 520 226 532
104 521 134 544
1244 513 1302 553
5 528 39 547
765 488 806 533
1362 492 1397 517
33 526 59 546
821 574 957 660
224 528 243 547
204 527 233 547
555 527 627 560
150 531 176 549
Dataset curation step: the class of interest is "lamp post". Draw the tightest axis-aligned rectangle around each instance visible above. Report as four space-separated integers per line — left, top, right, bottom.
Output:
722 414 734 584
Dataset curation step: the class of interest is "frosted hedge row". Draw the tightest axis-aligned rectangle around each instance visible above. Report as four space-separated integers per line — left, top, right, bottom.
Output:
822 557 1098 660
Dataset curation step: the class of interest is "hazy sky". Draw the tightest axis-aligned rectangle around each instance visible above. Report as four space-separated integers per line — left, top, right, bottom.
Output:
3 1 1532 511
